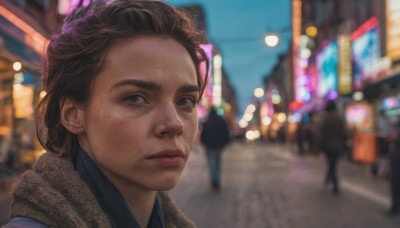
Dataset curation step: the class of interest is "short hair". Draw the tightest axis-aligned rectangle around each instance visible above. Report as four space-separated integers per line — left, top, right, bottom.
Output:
36 0 209 158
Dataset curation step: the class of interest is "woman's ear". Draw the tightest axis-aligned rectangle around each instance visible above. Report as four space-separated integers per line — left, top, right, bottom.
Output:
60 98 84 134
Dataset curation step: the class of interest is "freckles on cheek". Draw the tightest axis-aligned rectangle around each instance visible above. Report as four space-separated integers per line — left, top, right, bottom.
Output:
111 118 141 147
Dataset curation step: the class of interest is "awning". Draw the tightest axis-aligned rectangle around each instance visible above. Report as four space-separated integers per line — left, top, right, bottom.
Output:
0 0 47 64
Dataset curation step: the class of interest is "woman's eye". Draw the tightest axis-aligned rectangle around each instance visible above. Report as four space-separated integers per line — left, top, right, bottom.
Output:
177 97 197 109
123 95 147 105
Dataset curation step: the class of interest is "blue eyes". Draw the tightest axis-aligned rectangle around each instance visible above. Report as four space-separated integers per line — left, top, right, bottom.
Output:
124 95 147 105
177 98 197 109
123 95 197 109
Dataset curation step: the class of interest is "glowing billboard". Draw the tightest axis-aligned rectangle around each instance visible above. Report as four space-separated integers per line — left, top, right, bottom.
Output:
316 42 338 98
351 17 381 90
381 96 400 116
198 44 213 119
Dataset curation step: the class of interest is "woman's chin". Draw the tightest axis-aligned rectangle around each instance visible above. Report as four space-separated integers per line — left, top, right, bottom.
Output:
149 174 180 191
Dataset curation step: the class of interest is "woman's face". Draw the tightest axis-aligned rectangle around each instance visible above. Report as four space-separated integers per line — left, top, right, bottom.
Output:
78 36 199 192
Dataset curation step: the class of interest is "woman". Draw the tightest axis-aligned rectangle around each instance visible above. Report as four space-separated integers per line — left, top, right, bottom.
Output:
5 0 208 227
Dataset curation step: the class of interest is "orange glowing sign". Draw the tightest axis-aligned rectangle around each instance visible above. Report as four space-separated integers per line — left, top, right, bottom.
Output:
292 0 302 101
292 0 302 47
353 133 376 163
386 0 400 61
0 5 47 55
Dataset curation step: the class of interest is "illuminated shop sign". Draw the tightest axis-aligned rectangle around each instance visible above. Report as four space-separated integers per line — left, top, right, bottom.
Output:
381 96 400 116
13 83 34 119
292 0 302 102
198 44 213 119
386 0 400 61
316 41 338 98
338 35 352 95
295 35 313 103
199 44 213 100
58 0 101 14
346 102 373 131
308 63 318 95
212 54 222 107
351 17 386 90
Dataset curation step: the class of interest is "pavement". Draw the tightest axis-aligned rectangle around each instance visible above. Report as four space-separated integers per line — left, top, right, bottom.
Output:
0 167 19 225
0 141 399 227
170 141 400 228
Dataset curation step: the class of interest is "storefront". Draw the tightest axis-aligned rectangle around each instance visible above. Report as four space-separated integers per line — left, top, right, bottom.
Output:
0 2 46 168
345 101 376 163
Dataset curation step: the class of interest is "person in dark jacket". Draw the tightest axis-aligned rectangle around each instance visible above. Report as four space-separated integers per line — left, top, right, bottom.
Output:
296 119 306 155
5 0 209 227
320 100 346 194
387 120 400 216
200 108 230 190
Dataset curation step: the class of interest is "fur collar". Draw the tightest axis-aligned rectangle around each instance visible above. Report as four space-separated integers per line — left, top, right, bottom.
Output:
9 152 195 228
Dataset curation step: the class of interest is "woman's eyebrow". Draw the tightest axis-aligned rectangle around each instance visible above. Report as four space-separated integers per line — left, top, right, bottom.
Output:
177 85 199 94
111 79 162 91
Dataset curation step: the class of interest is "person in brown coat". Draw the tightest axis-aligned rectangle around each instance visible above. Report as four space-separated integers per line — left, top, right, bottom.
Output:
5 0 209 227
320 100 346 194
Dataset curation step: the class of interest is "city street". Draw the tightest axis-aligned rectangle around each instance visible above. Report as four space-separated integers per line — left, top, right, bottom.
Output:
0 141 399 227
170 141 400 228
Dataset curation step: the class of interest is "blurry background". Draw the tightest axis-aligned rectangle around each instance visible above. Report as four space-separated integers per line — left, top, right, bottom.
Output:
0 0 400 227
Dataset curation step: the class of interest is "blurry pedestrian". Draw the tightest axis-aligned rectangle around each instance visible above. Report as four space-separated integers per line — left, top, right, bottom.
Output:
296 119 306 155
5 0 208 227
200 108 231 190
387 119 400 216
320 100 346 194
305 112 318 155
5 145 15 170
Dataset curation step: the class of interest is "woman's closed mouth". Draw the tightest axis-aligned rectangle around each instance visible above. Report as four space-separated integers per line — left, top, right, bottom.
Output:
146 149 185 167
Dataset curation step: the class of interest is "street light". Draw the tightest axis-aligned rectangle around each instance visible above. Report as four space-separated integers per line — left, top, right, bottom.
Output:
213 26 290 48
254 87 265 98
243 112 253 122
264 34 279 47
13 61 22 71
305 25 318 38
245 104 256 113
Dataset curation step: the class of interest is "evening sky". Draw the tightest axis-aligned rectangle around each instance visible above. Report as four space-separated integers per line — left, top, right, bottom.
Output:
166 0 292 116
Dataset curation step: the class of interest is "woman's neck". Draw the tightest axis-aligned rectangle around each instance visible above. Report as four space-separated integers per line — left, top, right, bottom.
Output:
126 190 156 228
113 180 157 228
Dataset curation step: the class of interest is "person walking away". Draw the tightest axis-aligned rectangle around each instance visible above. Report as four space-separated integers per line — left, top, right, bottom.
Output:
200 108 230 190
296 119 305 156
320 100 346 194
387 119 400 216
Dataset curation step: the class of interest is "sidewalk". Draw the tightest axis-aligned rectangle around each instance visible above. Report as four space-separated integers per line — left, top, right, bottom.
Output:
285 143 392 207
171 141 400 228
0 167 19 200
0 167 20 225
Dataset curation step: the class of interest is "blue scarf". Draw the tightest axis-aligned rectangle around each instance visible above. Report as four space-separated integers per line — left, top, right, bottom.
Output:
74 147 165 228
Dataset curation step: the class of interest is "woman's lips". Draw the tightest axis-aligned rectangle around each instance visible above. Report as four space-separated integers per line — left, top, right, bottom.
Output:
146 149 185 168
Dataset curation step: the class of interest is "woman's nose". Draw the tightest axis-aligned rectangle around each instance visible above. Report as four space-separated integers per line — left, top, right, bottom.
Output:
155 105 184 137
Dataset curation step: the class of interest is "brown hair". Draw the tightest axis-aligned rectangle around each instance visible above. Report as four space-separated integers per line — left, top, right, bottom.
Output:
36 0 209 158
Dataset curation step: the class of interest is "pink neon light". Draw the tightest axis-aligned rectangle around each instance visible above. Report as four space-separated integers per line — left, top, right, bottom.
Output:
69 0 92 13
